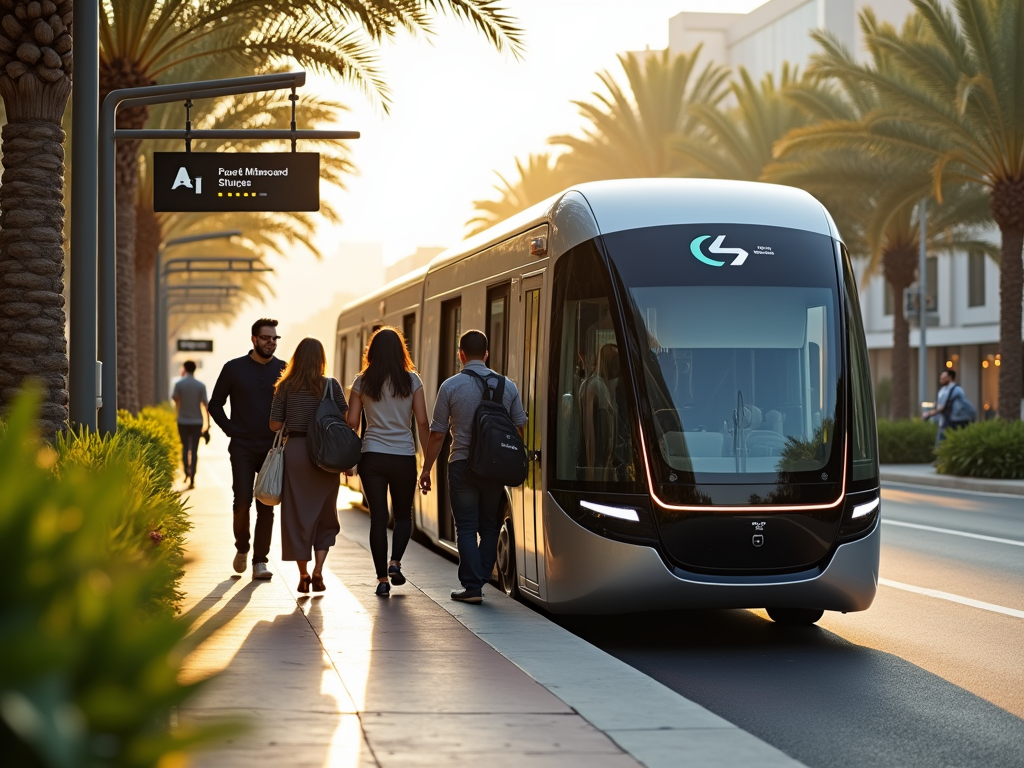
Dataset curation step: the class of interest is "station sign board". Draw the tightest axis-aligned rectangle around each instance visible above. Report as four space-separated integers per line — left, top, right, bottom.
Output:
154 152 320 212
177 339 214 352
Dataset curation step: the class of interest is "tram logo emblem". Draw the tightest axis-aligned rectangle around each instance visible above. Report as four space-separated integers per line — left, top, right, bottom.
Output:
752 521 766 531
690 235 748 267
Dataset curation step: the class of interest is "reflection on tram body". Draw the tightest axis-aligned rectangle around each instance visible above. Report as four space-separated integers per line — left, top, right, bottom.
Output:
335 179 880 625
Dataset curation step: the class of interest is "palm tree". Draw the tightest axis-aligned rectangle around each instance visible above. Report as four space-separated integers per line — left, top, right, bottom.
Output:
100 0 523 413
550 48 729 181
772 23 998 419
0 0 74 438
134 84 355 404
466 152 573 236
779 0 1024 420
673 63 809 182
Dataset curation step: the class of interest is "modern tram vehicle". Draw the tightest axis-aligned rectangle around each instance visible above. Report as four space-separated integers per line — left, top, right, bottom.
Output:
334 178 880 624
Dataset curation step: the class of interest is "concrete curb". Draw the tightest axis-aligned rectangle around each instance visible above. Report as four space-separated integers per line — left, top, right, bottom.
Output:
881 465 1024 497
339 508 807 768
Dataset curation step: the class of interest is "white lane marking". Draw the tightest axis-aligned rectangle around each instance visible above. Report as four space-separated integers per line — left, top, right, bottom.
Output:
879 577 1024 619
882 519 1024 547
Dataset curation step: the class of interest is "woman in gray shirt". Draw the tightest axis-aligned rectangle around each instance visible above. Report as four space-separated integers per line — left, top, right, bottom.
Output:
346 327 430 596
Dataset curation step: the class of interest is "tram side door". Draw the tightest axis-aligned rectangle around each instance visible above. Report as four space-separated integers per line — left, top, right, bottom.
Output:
515 274 544 590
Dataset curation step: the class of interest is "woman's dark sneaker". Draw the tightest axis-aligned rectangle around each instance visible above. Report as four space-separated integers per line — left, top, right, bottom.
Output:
375 581 390 597
388 564 406 586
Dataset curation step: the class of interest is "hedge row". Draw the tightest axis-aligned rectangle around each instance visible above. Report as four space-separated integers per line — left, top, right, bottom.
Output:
936 420 1024 480
0 391 228 767
876 419 938 464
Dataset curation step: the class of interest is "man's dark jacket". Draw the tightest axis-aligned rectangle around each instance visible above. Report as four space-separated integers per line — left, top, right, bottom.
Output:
208 352 286 450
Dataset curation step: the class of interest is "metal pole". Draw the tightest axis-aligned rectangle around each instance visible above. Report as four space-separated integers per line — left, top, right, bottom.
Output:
69 0 100 430
99 72 310 435
918 199 928 416
154 231 240 403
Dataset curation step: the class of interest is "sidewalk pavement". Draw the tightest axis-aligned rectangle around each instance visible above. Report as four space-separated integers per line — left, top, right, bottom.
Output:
175 447 804 768
881 464 1024 497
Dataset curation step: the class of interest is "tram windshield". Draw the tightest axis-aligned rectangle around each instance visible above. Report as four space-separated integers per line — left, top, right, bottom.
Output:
604 224 842 483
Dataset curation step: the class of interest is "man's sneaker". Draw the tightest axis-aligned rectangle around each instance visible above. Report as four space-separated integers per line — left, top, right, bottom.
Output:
450 588 483 604
252 562 273 580
232 551 247 574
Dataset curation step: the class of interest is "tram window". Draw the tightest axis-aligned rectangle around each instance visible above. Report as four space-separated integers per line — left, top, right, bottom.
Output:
440 298 462 378
486 283 510 374
402 312 416 360
842 245 879 485
629 285 839 475
551 243 637 485
336 335 348 388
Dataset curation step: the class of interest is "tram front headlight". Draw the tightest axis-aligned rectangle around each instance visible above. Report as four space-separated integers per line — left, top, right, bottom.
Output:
580 500 640 522
851 498 879 520
838 493 879 541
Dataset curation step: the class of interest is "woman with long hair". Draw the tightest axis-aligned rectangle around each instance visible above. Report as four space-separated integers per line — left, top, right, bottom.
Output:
269 337 348 593
346 327 430 596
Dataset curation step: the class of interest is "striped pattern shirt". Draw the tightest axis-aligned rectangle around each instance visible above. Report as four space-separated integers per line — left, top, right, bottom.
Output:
270 377 348 433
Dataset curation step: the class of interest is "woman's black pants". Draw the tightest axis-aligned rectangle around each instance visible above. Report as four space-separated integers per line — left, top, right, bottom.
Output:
358 452 417 579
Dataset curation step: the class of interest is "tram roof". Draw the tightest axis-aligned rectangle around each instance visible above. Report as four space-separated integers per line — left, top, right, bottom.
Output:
339 179 839 322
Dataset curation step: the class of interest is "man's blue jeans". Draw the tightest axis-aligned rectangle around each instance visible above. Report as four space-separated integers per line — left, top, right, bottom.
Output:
447 460 505 590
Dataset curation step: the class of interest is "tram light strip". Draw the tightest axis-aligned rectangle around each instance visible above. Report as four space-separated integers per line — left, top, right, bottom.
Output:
851 498 879 519
580 501 640 522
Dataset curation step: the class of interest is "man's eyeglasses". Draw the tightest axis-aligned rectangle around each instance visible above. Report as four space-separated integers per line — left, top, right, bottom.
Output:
257 335 281 342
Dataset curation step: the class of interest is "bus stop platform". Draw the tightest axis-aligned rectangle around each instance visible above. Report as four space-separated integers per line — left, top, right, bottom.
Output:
176 448 803 768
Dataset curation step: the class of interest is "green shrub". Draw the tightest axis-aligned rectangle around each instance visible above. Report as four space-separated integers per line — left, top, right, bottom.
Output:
876 419 938 463
936 419 1024 479
0 391 232 767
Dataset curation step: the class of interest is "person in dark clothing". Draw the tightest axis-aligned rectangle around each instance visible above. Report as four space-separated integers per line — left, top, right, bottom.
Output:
208 318 287 580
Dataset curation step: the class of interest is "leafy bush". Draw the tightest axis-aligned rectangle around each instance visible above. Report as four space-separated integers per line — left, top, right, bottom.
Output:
53 422 190 616
876 419 938 463
936 419 1024 479
0 391 230 767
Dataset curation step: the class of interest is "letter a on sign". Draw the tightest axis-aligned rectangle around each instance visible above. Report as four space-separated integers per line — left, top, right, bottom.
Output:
171 167 193 190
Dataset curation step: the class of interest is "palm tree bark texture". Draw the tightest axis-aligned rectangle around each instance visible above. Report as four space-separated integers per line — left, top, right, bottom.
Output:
100 59 152 416
0 0 73 438
989 177 1024 422
134 203 161 409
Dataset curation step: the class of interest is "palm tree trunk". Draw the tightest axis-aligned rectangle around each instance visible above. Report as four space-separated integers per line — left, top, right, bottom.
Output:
100 61 153 416
990 180 1024 422
134 203 161 406
883 244 917 421
0 15 73 439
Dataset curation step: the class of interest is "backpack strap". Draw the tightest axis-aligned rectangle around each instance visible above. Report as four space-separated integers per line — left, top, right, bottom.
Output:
322 378 331 401
461 369 506 403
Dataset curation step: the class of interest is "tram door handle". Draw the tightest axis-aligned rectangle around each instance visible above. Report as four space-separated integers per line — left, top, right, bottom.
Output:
529 450 541 463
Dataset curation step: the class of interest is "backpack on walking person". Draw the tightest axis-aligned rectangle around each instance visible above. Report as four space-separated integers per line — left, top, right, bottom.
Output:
948 386 977 424
462 369 529 487
307 379 362 473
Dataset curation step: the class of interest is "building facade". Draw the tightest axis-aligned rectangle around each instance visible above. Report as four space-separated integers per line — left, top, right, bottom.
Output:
668 0 1017 419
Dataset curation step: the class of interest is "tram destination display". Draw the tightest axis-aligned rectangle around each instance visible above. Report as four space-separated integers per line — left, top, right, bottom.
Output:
154 152 320 212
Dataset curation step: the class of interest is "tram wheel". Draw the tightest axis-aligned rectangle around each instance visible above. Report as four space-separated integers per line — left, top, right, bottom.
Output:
496 516 518 598
766 607 824 626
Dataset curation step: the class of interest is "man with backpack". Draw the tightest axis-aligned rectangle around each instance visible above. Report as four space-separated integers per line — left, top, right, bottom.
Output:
926 369 976 442
419 330 528 604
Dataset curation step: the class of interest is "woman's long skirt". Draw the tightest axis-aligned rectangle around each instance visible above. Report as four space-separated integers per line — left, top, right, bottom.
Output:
281 436 341 560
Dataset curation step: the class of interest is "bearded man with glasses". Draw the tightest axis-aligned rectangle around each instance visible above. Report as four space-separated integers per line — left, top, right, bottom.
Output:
209 318 287 580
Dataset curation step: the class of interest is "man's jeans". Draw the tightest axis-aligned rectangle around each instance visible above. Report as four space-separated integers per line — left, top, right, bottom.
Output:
177 423 202 480
447 460 505 590
228 441 274 564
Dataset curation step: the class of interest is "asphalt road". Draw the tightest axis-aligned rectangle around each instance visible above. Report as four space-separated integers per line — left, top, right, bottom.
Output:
558 484 1024 768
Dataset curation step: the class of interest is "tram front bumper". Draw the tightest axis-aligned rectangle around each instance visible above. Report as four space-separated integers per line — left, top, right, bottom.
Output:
541 495 879 615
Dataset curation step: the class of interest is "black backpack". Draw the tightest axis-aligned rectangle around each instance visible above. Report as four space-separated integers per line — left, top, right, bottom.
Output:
306 379 361 473
462 370 529 487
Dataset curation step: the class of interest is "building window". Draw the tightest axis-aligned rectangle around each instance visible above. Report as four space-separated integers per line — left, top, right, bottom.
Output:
968 253 986 307
926 256 938 313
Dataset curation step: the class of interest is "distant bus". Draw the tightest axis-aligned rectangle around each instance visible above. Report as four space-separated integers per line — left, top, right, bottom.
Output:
335 179 880 624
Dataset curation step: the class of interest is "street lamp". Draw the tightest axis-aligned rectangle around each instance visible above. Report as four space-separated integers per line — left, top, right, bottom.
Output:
153 230 241 401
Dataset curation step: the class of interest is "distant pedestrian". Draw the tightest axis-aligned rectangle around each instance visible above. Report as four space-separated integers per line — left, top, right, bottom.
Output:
419 330 527 604
209 319 286 581
925 369 971 442
270 338 347 594
171 360 209 489
346 327 431 597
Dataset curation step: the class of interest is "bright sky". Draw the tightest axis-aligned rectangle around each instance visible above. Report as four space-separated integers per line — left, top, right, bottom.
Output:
187 0 767 384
